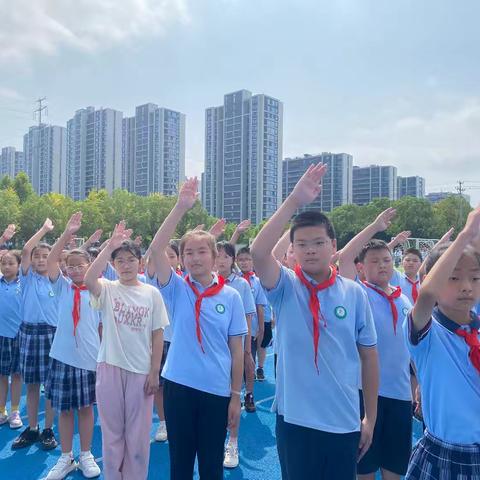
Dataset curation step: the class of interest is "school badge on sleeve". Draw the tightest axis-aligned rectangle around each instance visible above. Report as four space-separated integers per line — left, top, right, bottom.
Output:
216 304 226 314
334 306 347 319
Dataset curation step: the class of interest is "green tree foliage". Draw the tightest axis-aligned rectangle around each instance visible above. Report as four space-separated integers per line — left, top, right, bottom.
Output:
0 176 474 249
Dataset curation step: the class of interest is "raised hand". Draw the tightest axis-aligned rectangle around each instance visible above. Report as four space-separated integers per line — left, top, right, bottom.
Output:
463 205 480 250
1 224 16 242
42 218 54 232
372 207 396 232
236 219 251 234
86 229 103 245
108 221 133 250
65 212 83 235
290 163 327 208
133 235 143 247
192 224 205 232
209 218 226 239
177 177 199 211
438 227 454 245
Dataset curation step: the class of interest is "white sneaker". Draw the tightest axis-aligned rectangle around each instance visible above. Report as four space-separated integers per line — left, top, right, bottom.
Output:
78 451 101 478
0 412 8 425
223 443 239 468
8 410 23 429
46 454 77 480
154 422 168 442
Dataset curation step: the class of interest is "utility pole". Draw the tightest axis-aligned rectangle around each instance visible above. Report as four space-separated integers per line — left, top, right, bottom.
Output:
455 180 465 223
33 97 47 126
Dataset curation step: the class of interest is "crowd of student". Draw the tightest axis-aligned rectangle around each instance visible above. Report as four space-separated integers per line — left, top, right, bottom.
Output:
0 164 479 480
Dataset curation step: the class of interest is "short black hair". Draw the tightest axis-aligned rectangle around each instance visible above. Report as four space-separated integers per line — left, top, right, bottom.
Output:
66 249 91 264
425 243 451 274
31 242 52 258
111 240 142 261
217 241 236 259
236 246 251 257
1 250 21 264
404 247 422 262
168 241 179 258
87 247 100 259
358 239 392 263
290 211 336 243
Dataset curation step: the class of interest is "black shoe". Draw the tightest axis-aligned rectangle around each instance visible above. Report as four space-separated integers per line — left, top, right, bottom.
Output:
256 367 265 381
244 393 256 413
12 426 40 450
39 428 58 450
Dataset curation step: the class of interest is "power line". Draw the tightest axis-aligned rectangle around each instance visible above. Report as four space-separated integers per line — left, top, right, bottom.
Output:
33 97 47 125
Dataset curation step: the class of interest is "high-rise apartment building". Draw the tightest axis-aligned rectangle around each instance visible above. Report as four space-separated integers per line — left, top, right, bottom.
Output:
352 165 398 205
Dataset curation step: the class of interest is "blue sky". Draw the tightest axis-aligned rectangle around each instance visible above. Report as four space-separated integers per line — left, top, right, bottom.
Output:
1 0 479 204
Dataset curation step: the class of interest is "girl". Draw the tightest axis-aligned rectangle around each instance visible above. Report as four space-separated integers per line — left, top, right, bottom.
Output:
44 212 101 480
405 205 480 479
13 218 58 451
85 221 168 480
148 177 247 480
0 249 23 429
151 240 180 443
215 241 256 469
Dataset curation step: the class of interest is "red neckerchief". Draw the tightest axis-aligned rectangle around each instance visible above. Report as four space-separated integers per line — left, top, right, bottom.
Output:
363 282 402 334
71 284 87 338
456 327 480 374
242 271 255 286
185 274 225 353
175 269 183 276
294 265 337 372
405 276 420 303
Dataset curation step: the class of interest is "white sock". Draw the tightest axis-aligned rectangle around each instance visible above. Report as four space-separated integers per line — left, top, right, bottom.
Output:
229 437 238 447
159 420 166 427
61 451 73 459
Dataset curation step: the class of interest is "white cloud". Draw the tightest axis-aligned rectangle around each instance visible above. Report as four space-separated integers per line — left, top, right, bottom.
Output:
0 0 189 65
0 86 25 100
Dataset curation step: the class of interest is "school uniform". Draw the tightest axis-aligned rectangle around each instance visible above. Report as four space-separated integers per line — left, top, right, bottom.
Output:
44 275 100 411
265 265 377 480
18 268 58 384
357 281 413 476
156 270 247 480
404 307 480 480
391 269 421 305
0 276 22 376
91 279 169 480
242 273 268 360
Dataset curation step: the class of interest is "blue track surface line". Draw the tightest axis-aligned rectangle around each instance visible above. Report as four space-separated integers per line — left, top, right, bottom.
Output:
0 352 422 479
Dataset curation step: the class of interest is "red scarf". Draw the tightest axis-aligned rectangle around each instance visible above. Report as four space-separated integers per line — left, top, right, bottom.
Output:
242 271 255 286
456 327 480 374
71 284 87 337
405 276 420 303
185 275 225 353
364 282 402 334
294 265 337 372
175 269 183 277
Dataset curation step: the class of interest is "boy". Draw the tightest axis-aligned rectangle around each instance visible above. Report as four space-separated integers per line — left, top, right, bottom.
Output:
251 164 379 480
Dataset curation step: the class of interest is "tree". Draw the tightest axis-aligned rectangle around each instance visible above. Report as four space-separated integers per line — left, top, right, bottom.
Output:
0 175 13 190
0 188 21 241
13 172 34 203
328 204 365 248
432 195 472 238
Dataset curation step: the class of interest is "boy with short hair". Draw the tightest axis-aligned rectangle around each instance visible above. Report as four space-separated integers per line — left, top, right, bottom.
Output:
251 164 379 480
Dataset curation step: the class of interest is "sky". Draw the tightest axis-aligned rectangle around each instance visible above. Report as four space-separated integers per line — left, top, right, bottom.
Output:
1 0 479 204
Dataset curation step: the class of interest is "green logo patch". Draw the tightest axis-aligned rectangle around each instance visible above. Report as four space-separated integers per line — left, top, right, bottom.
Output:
334 306 347 319
216 304 226 314
402 307 409 316
48 291 55 297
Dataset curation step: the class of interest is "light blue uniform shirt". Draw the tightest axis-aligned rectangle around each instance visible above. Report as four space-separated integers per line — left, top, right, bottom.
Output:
265 266 377 433
49 276 100 371
158 271 248 397
244 274 268 337
474 302 480 318
0 276 22 338
390 270 420 305
360 281 412 401
145 272 173 342
225 273 256 317
20 268 58 326
405 307 480 444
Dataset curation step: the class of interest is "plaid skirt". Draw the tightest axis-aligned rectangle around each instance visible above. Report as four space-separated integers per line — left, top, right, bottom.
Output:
406 430 480 479
0 335 20 376
18 323 56 384
45 358 96 412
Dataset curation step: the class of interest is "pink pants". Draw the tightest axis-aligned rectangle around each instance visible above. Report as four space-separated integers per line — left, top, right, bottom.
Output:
96 363 154 480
